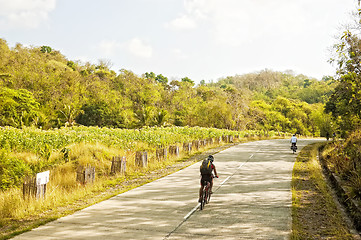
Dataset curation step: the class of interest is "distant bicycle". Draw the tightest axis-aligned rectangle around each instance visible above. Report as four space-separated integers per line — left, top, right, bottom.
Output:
290 134 297 154
291 143 297 154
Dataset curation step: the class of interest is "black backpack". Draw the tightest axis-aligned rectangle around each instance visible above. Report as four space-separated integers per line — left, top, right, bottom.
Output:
200 159 212 175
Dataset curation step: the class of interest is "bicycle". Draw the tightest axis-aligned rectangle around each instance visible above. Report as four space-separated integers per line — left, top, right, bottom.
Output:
291 143 297 154
200 180 211 210
200 176 218 210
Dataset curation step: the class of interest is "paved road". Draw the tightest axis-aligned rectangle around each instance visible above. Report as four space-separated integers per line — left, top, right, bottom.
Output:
13 139 322 240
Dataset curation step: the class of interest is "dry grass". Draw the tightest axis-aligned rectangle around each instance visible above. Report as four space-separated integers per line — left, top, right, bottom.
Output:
291 143 356 239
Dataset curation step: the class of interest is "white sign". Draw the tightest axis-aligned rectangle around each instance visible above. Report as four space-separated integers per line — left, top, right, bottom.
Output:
36 171 50 185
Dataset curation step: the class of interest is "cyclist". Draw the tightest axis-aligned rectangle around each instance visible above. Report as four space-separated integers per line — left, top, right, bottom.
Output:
199 155 218 203
290 134 297 149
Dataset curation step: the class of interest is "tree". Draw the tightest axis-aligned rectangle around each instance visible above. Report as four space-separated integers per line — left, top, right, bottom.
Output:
145 72 168 85
0 87 40 127
40 46 52 53
181 77 194 86
155 74 168 85
325 5 361 135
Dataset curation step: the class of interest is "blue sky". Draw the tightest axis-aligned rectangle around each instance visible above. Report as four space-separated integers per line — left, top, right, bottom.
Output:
0 0 357 83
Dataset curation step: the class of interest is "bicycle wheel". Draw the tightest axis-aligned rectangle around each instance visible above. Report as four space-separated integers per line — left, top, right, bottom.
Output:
206 188 211 203
200 189 206 210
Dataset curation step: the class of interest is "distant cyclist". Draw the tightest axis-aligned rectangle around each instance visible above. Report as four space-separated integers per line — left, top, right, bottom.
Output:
199 155 218 203
290 134 297 149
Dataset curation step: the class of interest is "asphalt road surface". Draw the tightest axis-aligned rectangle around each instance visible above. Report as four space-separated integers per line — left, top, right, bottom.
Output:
13 139 323 240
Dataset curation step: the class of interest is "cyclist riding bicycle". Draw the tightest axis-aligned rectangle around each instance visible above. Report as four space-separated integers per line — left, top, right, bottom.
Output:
199 155 218 203
290 134 297 148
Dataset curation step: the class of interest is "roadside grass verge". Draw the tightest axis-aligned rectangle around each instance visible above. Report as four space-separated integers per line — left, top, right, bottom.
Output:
291 142 356 239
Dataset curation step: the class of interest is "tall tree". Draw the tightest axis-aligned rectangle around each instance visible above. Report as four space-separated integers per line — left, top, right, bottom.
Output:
325 5 361 135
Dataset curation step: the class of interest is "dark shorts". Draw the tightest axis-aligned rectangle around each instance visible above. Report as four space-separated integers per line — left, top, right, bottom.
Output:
200 174 212 186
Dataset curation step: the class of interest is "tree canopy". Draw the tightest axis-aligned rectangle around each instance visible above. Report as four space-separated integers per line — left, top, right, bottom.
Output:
0 38 335 135
325 6 361 136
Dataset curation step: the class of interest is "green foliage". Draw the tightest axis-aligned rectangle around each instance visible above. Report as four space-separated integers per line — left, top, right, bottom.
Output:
0 150 31 190
0 126 246 154
0 38 333 133
325 6 361 135
76 101 126 127
40 46 52 53
0 87 40 127
325 130 361 200
248 97 326 136
155 74 168 85
181 76 194 85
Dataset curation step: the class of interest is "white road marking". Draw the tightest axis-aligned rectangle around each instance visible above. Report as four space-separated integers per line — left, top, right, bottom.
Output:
238 162 246 169
220 176 231 185
184 203 200 220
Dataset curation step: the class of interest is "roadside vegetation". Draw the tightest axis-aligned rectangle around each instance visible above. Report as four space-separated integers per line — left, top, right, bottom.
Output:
291 143 356 239
321 131 361 220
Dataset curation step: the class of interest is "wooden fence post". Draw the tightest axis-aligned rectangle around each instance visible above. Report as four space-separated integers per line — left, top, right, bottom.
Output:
192 140 200 151
36 184 46 199
23 176 36 199
169 145 179 157
135 151 148 168
121 157 126 175
85 166 95 183
183 143 192 154
77 165 95 184
156 148 167 161
23 172 49 199
199 140 205 146
222 135 229 143
111 156 126 175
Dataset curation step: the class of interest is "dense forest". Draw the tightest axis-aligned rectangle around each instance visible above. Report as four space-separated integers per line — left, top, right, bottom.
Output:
0 38 337 136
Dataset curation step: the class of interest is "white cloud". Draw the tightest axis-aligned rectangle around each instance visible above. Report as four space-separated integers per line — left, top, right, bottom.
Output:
172 48 188 59
97 40 121 57
166 14 197 30
93 38 153 60
165 0 208 31
127 38 153 59
167 0 336 46
0 0 56 29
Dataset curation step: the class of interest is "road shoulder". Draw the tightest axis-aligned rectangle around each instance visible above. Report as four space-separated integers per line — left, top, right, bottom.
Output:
291 142 360 239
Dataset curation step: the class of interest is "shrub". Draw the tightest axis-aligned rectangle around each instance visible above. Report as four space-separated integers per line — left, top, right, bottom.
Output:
0 150 31 190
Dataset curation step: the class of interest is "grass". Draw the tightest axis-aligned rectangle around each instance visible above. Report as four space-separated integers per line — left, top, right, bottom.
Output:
291 142 356 239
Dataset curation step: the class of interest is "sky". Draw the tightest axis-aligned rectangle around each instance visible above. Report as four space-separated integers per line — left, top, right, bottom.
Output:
0 0 358 83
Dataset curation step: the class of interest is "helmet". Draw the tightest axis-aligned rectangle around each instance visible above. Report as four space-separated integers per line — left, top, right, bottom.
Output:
208 155 214 162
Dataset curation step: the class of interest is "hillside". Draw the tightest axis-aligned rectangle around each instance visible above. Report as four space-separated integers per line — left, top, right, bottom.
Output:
0 38 336 136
